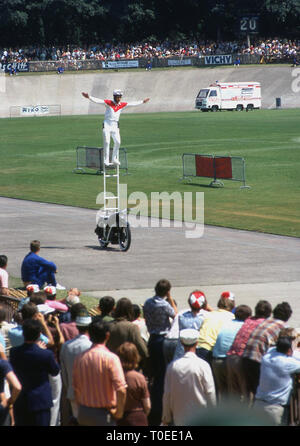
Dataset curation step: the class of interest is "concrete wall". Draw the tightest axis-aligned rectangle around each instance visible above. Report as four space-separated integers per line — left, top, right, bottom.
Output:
0 65 299 118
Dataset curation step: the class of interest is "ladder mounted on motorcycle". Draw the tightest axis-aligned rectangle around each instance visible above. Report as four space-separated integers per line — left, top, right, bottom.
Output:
95 155 131 252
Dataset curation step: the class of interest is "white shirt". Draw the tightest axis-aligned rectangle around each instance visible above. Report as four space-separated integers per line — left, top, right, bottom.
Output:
162 351 216 425
60 334 92 400
89 96 143 124
0 267 8 289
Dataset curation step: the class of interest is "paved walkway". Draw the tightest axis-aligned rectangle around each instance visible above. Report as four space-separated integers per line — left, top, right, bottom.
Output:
1 196 300 327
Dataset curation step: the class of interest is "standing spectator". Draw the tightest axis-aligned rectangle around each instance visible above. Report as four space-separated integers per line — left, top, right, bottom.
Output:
226 300 272 402
60 303 86 341
143 279 178 425
10 319 60 426
59 288 81 323
211 305 252 400
242 302 293 401
116 342 151 426
132 304 149 344
60 308 92 425
21 240 65 290
173 291 208 362
0 343 22 426
162 329 216 426
106 298 148 363
92 296 115 323
0 255 9 296
254 336 300 425
72 321 127 426
44 311 65 426
8 303 54 348
0 306 16 357
197 295 235 364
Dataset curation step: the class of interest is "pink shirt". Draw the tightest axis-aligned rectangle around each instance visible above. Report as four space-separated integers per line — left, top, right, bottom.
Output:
46 299 68 312
73 344 127 408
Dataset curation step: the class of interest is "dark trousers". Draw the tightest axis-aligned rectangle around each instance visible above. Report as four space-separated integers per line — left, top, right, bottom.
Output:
196 347 213 365
242 357 261 398
147 334 166 426
14 407 51 426
36 267 57 288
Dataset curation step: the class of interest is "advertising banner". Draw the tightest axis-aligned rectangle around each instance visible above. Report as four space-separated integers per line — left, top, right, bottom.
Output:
102 60 139 69
168 59 192 66
204 55 232 65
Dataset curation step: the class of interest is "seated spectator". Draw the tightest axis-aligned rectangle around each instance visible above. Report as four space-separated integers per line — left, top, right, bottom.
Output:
10 319 60 426
43 286 68 313
57 66 64 74
93 296 115 323
0 343 22 426
226 300 272 403
197 294 235 364
254 335 300 425
116 342 151 426
242 302 293 401
8 303 54 348
234 56 241 67
132 304 149 344
21 240 65 290
173 291 208 362
106 298 148 363
0 255 9 296
60 308 92 425
211 305 252 400
60 303 86 341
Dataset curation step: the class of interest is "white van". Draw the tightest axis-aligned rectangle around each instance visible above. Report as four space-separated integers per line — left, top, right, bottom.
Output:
195 82 261 111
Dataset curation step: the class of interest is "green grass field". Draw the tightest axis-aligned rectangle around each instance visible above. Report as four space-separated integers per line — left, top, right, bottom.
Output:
1 109 300 237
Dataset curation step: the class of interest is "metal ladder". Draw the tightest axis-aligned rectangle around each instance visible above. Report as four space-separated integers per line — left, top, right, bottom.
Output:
103 161 120 216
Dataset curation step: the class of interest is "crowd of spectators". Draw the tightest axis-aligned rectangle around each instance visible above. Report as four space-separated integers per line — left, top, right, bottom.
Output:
0 244 300 427
1 38 299 65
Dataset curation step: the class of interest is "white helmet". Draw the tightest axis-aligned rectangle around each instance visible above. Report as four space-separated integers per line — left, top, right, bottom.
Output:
113 89 123 96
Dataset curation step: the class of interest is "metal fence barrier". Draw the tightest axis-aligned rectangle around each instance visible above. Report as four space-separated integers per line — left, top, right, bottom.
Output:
73 146 128 175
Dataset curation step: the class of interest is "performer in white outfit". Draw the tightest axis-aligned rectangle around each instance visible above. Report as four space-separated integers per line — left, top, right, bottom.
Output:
82 90 150 166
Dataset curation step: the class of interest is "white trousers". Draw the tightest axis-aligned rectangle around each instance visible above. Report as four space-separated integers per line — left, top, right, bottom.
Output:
49 372 62 426
102 122 120 163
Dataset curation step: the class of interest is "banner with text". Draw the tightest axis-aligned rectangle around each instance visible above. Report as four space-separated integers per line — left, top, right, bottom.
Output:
102 60 139 69
204 55 232 65
168 59 192 66
21 106 50 116
0 62 29 72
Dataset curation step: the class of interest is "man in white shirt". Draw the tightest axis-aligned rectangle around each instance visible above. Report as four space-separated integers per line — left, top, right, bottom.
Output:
81 90 150 166
0 255 9 296
162 328 216 426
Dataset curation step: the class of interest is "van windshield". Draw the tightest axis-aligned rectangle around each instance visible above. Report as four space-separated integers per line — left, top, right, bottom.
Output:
197 89 209 98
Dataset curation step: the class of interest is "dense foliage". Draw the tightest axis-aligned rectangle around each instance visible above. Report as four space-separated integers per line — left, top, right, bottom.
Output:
0 0 299 46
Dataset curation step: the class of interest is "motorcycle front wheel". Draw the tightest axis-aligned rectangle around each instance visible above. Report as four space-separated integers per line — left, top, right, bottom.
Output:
118 223 131 252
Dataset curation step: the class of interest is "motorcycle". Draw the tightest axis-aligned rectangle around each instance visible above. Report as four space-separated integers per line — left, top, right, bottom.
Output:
95 209 131 252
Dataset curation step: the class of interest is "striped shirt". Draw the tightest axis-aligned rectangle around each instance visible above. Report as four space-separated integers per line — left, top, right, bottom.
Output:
242 318 285 363
72 344 127 408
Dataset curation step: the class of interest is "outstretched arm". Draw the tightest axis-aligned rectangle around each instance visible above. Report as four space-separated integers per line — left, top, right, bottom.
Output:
126 98 150 107
81 92 105 105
